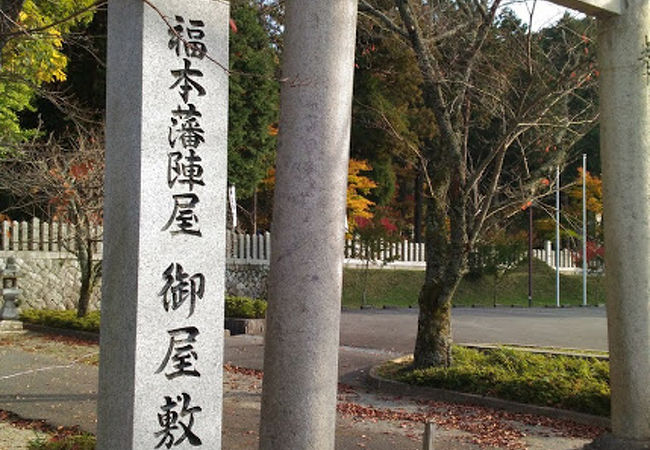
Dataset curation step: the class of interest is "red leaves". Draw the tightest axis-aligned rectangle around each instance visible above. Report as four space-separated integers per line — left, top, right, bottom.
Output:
380 217 398 233
229 18 238 33
355 216 371 229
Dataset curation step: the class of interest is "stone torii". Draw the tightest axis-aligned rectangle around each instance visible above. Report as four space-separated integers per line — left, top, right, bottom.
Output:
563 1 650 448
259 1 649 449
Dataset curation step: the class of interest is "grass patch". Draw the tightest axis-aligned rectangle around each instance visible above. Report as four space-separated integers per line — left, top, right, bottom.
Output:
28 433 96 450
378 346 610 416
20 310 100 333
342 259 606 308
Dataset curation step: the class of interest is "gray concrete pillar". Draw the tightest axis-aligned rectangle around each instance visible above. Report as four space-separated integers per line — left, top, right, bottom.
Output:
259 1 358 449
599 1 650 446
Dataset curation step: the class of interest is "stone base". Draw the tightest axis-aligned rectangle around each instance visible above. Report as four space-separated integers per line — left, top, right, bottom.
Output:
0 320 24 333
585 434 650 449
224 318 265 336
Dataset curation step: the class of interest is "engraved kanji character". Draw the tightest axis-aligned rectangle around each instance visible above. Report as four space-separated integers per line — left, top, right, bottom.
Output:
155 326 201 379
158 262 205 317
170 59 205 103
154 392 202 448
161 193 202 237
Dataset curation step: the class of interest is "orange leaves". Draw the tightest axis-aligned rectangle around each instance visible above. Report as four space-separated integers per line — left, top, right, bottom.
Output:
347 159 377 233
569 168 602 215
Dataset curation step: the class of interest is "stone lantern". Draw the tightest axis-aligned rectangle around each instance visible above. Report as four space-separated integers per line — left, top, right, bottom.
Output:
0 256 22 331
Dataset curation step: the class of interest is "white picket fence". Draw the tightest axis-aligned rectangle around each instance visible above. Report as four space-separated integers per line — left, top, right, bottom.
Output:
0 218 103 254
226 230 271 265
0 219 589 271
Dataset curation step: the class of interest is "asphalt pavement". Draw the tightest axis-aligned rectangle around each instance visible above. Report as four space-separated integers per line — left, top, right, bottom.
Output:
340 306 608 354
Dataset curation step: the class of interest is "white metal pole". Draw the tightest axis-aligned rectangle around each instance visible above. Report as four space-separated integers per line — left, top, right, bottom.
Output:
582 154 587 306
556 165 560 308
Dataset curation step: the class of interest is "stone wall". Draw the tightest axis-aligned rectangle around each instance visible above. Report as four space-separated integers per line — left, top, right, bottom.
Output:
0 252 102 311
225 263 269 300
0 252 268 311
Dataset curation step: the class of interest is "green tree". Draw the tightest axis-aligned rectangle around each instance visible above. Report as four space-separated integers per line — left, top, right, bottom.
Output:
352 16 435 219
0 0 98 152
228 0 279 208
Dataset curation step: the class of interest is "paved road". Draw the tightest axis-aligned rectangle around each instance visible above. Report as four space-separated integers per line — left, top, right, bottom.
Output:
340 307 608 354
226 306 608 387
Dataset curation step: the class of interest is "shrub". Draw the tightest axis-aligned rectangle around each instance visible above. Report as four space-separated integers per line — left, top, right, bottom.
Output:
225 296 267 319
20 309 100 333
20 297 268 331
380 346 610 416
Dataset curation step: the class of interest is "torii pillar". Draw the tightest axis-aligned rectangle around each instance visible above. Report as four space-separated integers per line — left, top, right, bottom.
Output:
558 0 650 447
258 1 358 449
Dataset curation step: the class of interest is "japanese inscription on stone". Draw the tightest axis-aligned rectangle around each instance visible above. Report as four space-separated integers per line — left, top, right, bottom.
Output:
98 1 227 449
151 8 225 448
137 1 227 448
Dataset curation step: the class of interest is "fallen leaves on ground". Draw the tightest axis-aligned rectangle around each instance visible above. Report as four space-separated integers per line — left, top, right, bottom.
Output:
224 364 263 379
337 398 605 449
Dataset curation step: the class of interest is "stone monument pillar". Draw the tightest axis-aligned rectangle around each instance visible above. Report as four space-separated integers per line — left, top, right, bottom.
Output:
97 0 228 448
599 1 650 447
259 1 358 448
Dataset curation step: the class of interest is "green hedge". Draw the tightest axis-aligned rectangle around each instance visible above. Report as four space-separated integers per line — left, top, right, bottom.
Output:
20 309 100 333
225 296 267 319
379 346 610 416
19 296 267 333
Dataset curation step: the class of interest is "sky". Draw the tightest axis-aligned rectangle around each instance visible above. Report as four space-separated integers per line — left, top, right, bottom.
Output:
503 0 585 30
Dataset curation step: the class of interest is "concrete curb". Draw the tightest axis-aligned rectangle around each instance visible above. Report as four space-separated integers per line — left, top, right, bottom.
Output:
460 342 609 361
367 362 611 429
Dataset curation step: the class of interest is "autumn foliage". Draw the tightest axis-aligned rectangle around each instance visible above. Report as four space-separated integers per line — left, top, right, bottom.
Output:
346 159 377 233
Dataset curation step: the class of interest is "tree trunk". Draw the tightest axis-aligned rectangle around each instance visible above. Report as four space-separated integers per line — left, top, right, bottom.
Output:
414 281 454 368
414 168 423 243
361 257 370 306
253 189 258 235
412 160 467 368
77 268 91 318
76 234 94 318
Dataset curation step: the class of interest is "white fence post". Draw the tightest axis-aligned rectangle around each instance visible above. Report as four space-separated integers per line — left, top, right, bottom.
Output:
31 218 40 251
20 221 28 251
1 220 9 250
545 240 552 267
51 221 59 252
265 231 271 261
11 221 19 251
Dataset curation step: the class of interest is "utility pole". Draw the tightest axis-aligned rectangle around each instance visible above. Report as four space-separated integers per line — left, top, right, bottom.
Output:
582 154 587 306
555 166 560 308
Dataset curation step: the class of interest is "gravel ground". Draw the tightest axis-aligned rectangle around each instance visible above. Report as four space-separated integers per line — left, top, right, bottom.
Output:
0 421 48 450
